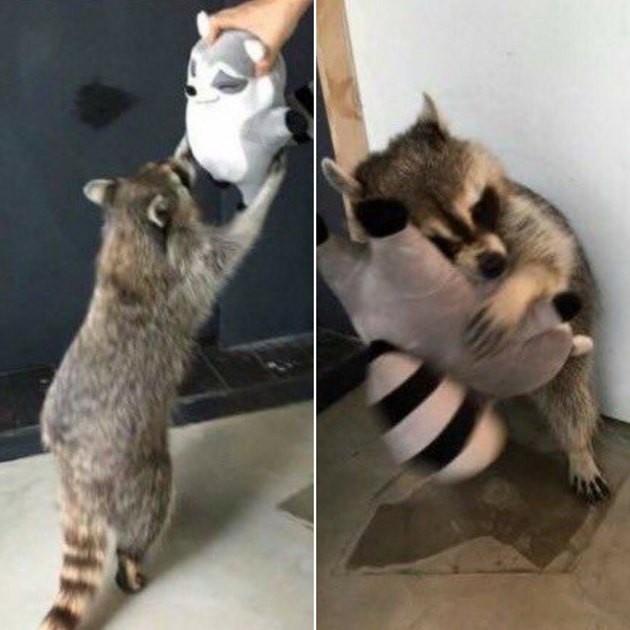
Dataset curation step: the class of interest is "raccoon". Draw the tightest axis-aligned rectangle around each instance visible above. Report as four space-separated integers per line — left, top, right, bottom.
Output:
39 150 286 629
323 95 608 503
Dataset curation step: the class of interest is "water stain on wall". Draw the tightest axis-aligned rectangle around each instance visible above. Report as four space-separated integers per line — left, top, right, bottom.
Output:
75 80 137 129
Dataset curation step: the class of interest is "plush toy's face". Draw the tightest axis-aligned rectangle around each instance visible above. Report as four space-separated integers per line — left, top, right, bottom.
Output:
323 96 511 284
185 31 273 112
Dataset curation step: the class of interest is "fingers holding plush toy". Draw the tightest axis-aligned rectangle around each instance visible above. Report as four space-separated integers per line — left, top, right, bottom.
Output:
185 7 312 206
199 0 312 77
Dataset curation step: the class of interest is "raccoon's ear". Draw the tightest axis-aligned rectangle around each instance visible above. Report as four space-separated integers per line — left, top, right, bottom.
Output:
147 194 170 229
83 179 116 207
419 93 449 135
321 158 363 199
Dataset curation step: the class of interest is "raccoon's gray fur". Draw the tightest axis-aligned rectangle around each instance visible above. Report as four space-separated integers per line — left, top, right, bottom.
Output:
39 151 286 629
323 95 607 504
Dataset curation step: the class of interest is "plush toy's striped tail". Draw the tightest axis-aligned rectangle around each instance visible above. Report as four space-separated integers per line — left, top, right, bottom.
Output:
367 341 506 482
40 514 107 630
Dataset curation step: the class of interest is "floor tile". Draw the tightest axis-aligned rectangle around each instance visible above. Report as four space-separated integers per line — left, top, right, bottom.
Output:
0 401 313 629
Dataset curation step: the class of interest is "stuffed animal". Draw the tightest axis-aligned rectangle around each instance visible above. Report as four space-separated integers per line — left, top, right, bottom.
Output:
183 11 309 206
318 196 591 481
367 340 507 483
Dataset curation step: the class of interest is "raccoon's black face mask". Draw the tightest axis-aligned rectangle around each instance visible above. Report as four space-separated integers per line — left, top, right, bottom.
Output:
322 94 510 283
423 186 508 283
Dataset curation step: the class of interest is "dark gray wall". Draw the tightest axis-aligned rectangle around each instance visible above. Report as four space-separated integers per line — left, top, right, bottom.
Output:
316 72 354 335
0 0 313 372
219 2 314 345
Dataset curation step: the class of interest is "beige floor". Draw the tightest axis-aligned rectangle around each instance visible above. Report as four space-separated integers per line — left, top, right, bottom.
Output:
0 401 313 629
318 386 630 630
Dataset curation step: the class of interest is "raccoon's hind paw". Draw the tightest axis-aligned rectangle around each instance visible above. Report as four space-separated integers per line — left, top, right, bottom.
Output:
571 473 610 504
569 454 610 504
116 555 147 594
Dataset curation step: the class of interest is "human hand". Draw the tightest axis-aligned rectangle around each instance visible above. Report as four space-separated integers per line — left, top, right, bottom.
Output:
200 0 312 76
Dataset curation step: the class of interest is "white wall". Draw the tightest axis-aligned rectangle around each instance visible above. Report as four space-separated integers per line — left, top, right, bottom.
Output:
345 0 630 420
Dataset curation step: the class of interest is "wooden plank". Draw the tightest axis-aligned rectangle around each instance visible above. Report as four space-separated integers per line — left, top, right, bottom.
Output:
317 0 369 240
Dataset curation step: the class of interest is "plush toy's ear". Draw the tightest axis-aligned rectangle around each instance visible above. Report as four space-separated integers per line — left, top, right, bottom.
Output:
419 93 449 135
196 11 211 39
244 38 266 63
321 158 363 199
83 179 115 207
147 194 170 229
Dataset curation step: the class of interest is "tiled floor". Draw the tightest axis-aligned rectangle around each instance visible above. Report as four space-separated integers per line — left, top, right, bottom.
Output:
318 385 630 630
0 334 313 462
0 400 313 629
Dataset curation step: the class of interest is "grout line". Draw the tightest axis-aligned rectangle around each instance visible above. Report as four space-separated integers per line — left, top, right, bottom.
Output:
197 350 230 390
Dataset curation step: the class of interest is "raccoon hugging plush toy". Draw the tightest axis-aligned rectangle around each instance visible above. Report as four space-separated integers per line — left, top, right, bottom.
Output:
182 11 310 206
317 197 591 482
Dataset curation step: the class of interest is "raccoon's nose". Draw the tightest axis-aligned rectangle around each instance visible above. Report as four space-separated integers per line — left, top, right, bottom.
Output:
478 252 506 279
185 85 197 97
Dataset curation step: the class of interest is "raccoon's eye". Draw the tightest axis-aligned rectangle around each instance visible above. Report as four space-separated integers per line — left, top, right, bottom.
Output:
471 187 500 231
212 70 248 94
429 235 461 259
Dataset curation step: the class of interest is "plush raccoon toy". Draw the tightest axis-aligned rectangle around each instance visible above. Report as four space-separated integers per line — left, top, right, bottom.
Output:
184 11 309 206
317 199 590 481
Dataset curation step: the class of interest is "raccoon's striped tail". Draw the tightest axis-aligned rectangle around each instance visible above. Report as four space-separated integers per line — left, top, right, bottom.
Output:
40 514 107 630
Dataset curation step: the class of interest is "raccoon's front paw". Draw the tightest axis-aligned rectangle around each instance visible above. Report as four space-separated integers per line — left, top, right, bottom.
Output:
570 334 594 357
269 149 288 178
465 293 525 358
255 151 288 204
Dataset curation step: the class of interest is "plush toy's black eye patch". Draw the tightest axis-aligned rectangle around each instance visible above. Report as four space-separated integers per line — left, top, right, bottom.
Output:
429 235 461 259
190 58 197 78
471 187 500 231
212 70 248 94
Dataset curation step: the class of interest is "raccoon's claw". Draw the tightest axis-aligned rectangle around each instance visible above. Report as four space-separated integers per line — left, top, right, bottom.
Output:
571 473 611 504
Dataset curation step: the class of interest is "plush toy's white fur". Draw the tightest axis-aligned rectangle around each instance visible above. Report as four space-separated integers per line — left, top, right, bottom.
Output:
185 12 297 205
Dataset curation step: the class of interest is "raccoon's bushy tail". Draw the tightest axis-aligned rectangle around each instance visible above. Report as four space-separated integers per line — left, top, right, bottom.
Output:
40 513 107 630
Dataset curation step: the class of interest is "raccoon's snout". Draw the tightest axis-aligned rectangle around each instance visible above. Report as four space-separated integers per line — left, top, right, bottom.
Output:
477 252 506 279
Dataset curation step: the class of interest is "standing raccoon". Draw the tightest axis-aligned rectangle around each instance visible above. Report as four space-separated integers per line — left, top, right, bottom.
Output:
39 150 286 629
323 95 608 503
